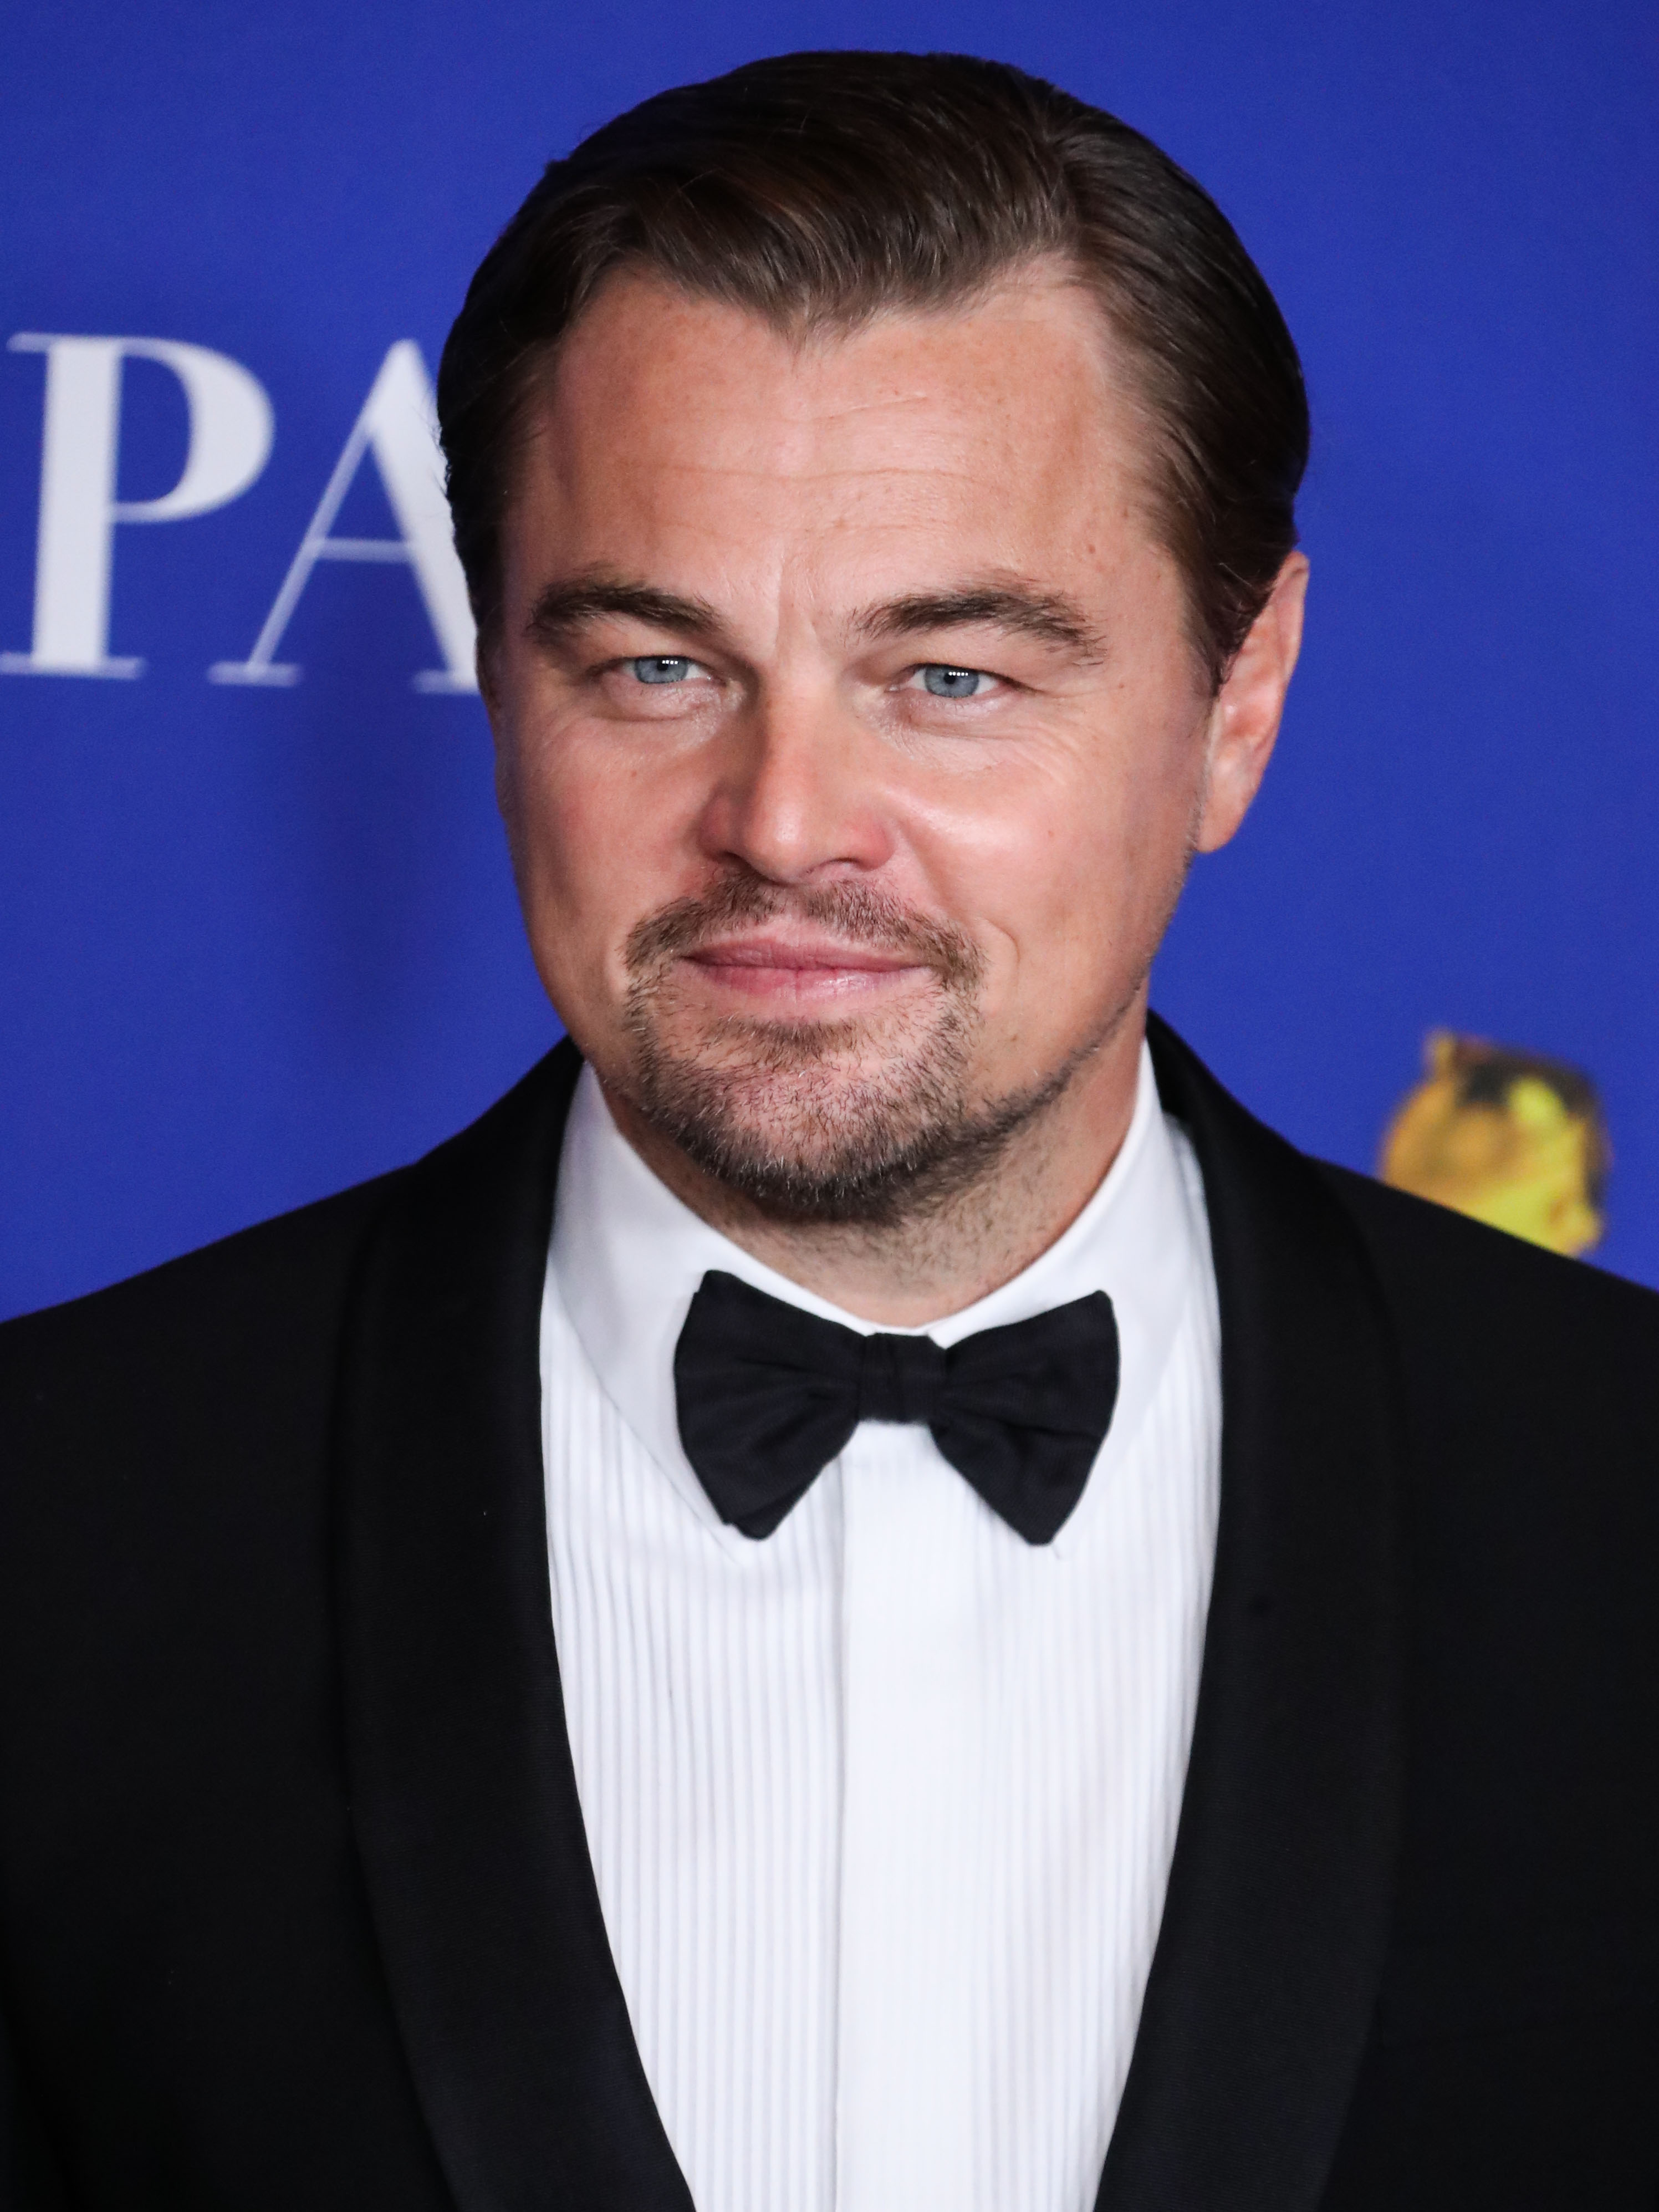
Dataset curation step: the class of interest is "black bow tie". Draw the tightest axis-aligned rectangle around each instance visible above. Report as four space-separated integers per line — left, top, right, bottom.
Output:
673 1270 1120 1546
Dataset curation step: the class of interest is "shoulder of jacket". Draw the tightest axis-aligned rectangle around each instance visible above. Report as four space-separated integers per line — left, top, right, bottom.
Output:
1314 1156 1657 1310
0 1165 408 1395
0 1041 580 1416
1310 1155 1659 1429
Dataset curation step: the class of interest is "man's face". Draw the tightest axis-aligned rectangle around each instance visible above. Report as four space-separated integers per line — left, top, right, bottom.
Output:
486 266 1298 1221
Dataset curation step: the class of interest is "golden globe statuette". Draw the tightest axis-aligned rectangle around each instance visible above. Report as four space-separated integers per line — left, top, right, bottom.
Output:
1379 1032 1609 1259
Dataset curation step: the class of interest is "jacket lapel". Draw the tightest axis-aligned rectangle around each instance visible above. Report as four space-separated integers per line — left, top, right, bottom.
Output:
1095 1016 1407 2212
333 1039 694 2212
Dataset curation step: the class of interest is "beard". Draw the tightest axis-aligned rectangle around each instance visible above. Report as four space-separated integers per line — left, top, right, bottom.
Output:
616 873 1080 1227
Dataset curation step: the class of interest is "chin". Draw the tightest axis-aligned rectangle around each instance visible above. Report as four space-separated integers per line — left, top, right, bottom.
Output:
639 988 951 1079
645 1014 962 1135
617 996 1078 1229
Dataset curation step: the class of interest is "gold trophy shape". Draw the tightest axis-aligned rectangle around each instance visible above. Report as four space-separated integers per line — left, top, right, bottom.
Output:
1380 1032 1608 1258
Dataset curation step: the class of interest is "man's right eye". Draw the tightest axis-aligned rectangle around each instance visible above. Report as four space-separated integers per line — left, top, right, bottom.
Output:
627 655 701 685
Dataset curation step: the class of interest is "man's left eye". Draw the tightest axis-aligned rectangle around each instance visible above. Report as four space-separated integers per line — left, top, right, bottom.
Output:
913 665 994 700
626 655 707 685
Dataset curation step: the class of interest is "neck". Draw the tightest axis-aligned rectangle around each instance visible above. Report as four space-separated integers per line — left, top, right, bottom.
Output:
600 1005 1147 1328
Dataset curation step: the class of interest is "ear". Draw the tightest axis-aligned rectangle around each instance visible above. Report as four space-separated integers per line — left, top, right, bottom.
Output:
1193 551 1309 854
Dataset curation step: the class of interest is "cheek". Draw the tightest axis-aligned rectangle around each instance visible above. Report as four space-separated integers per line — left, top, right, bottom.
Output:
902 721 1200 1017
904 750 1140 951
506 718 691 924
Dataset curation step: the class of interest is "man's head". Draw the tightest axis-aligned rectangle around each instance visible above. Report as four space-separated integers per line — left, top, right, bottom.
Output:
439 53 1309 1239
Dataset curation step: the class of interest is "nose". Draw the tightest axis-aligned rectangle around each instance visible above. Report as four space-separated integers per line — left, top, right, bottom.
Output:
696 685 895 885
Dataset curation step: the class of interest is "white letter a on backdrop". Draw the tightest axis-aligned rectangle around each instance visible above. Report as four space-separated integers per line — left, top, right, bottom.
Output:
210 341 477 693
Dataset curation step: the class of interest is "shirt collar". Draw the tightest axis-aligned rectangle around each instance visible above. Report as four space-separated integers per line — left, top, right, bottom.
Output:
547 1041 1206 1556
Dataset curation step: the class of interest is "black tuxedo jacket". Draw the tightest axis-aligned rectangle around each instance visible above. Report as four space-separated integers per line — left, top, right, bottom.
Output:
1 1017 1655 2210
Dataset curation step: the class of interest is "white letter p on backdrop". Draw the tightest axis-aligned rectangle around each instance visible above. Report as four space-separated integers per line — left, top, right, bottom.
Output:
2 334 274 677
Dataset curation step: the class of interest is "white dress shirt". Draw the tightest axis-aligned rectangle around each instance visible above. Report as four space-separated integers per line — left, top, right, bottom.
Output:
540 1044 1222 2212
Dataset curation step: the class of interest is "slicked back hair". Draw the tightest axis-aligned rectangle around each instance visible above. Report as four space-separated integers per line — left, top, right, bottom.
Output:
437 50 1309 688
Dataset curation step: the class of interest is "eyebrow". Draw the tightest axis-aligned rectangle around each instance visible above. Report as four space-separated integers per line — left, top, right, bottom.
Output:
853 583 1105 661
527 574 729 653
524 571 1105 664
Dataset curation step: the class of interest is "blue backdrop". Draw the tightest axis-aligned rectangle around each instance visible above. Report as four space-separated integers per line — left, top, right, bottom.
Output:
4 1 1656 1319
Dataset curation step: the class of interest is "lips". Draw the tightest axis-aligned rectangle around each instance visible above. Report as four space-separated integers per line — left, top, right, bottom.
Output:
683 933 930 1003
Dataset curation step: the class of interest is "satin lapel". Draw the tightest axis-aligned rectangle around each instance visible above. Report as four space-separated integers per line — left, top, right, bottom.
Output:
334 1041 694 2212
1097 1018 1407 2212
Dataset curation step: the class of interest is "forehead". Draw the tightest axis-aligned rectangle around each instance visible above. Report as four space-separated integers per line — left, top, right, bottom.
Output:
510 267 1160 584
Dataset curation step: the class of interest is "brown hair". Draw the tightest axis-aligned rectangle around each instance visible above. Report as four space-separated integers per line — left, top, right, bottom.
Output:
437 50 1309 686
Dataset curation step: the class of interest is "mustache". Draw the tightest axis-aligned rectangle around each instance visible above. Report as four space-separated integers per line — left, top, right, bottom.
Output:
622 874 986 992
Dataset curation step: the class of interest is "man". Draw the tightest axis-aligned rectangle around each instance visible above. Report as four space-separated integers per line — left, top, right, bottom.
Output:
1 49 1654 2212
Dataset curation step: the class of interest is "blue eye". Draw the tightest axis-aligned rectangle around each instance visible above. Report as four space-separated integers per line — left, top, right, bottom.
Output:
920 665 988 699
629 655 695 685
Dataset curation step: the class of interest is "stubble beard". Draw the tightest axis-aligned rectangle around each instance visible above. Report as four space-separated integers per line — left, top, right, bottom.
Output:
616 875 1083 1229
